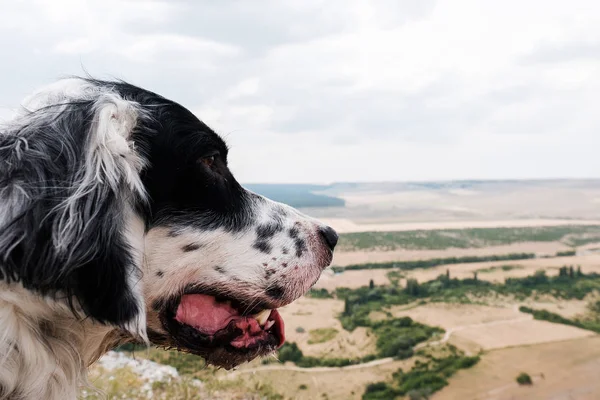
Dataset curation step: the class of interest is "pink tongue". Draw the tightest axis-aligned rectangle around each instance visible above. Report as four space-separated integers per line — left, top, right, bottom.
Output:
175 294 238 334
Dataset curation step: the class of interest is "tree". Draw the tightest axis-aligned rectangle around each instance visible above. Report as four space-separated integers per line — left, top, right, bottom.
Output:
405 278 421 296
569 266 574 278
343 298 352 316
473 271 478 282
369 279 375 289
516 372 533 385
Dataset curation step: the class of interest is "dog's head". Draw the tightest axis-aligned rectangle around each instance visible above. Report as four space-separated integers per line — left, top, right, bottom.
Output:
0 78 337 368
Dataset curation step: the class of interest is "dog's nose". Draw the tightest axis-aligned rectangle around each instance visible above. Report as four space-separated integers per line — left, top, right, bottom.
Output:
319 226 339 250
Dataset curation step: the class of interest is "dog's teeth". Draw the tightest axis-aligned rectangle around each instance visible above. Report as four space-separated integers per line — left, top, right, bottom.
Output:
254 309 271 326
264 320 275 330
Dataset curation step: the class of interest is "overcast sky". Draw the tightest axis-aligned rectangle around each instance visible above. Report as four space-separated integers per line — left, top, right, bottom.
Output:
1 1 599 183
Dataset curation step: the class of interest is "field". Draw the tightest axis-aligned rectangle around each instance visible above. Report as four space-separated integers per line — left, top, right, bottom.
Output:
87 180 600 399
221 359 415 400
435 336 600 400
307 179 600 223
316 253 600 291
225 220 600 399
277 297 376 359
336 225 600 251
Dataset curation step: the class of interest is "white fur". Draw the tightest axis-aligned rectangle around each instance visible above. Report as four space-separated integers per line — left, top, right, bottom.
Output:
143 196 329 325
0 283 115 400
122 210 149 343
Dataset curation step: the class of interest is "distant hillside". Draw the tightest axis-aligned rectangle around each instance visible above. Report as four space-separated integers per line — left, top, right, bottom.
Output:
320 179 600 195
244 184 345 208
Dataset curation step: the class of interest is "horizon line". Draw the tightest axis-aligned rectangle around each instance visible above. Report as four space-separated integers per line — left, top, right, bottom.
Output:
241 176 600 186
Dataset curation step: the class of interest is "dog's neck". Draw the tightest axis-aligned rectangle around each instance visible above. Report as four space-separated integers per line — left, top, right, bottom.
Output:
0 283 125 400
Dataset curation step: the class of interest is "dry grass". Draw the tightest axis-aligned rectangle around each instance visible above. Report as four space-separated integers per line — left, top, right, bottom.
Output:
435 336 600 400
308 328 339 344
278 297 376 358
389 303 521 330
85 366 271 400
454 319 594 351
228 359 415 400
321 218 600 234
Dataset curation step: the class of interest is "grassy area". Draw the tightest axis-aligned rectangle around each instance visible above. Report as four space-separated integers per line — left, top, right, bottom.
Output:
337 268 600 330
308 328 339 344
142 350 207 376
306 287 334 299
338 225 600 251
84 367 205 400
277 342 378 367
279 316 443 366
387 270 405 286
332 253 535 272
86 349 284 400
362 346 480 400
370 317 444 359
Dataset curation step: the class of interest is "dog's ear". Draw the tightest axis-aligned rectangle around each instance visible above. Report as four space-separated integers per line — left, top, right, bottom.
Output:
0 87 147 338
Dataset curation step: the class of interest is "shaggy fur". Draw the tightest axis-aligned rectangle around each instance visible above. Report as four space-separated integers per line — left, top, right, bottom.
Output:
0 78 337 399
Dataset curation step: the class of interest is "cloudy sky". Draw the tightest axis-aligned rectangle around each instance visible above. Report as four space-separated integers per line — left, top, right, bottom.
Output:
1 0 599 183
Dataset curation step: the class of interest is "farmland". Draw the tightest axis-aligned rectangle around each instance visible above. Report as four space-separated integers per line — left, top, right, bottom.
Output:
86 180 600 399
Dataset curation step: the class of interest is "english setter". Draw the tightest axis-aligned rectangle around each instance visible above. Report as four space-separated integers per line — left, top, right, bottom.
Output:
0 78 337 399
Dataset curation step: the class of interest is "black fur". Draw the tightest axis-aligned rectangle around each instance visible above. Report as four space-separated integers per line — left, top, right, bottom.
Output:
265 286 285 300
252 241 272 254
182 243 202 252
0 78 258 328
0 98 142 326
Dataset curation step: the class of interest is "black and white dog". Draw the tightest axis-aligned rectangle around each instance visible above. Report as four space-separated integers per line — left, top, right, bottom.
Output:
0 78 337 400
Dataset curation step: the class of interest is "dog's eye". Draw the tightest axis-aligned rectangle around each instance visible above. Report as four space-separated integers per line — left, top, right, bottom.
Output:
197 155 215 168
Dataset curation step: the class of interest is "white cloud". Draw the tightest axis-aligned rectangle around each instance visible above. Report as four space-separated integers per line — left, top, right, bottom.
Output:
2 0 600 183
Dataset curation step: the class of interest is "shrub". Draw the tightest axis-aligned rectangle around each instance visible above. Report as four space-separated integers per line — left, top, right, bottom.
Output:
362 382 397 400
516 372 533 385
298 384 308 390
395 348 414 360
378 336 413 358
296 326 306 333
556 250 576 257
278 342 370 367
306 288 333 298
372 317 443 358
519 306 600 334
278 342 303 363
363 354 480 399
